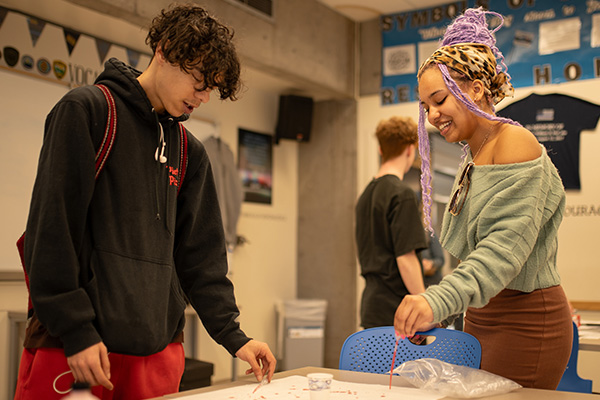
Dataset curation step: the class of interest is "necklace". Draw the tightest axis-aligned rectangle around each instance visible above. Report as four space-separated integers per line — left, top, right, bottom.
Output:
470 123 495 163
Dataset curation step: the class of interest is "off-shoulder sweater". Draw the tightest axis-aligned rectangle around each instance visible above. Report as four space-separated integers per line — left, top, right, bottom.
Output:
422 146 566 323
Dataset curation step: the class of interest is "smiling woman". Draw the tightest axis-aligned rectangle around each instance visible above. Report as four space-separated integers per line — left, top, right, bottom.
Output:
392 7 573 391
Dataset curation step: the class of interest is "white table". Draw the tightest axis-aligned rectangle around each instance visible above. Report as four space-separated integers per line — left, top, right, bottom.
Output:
155 366 598 399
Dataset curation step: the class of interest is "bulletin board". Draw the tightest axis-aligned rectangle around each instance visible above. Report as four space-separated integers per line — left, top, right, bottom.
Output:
381 0 600 104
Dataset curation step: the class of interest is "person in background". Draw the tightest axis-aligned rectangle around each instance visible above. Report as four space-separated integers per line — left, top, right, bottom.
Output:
15 5 275 400
420 231 444 288
393 8 572 389
355 116 427 329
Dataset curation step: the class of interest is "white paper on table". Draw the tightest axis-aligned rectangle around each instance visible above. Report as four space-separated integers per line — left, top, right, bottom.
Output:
175 375 443 400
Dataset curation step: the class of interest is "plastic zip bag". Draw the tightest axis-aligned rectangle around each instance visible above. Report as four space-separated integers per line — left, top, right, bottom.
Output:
393 358 522 398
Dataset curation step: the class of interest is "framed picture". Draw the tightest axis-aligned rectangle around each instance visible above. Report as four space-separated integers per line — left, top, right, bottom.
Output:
238 128 273 204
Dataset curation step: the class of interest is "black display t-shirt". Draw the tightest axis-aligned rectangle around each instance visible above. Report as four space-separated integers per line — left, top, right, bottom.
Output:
355 175 427 328
498 93 600 190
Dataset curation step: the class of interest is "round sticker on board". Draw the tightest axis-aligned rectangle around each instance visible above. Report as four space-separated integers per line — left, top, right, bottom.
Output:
22 55 34 70
37 58 51 75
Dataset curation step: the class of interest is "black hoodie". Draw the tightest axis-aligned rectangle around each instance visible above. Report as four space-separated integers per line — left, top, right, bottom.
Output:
24 58 250 357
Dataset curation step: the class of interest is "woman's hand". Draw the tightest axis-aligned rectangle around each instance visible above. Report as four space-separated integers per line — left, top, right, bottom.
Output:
394 295 435 338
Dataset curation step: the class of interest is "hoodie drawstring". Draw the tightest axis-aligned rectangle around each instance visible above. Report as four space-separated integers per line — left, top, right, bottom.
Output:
153 110 164 221
155 123 167 164
152 111 174 235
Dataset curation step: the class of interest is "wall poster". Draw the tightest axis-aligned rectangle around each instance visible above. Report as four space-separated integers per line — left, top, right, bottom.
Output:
238 128 273 204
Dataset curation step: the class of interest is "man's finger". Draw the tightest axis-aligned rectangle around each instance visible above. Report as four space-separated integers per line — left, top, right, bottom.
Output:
101 349 111 380
91 364 113 390
245 356 263 381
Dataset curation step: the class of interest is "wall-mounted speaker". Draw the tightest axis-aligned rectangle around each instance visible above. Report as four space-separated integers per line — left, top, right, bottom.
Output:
275 95 314 143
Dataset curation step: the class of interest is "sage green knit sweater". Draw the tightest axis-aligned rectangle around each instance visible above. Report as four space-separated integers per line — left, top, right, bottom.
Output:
422 146 565 323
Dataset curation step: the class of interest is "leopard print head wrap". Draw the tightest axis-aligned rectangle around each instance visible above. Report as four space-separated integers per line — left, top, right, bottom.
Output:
419 43 513 105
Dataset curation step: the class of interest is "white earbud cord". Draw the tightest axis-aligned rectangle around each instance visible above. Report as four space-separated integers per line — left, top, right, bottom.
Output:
155 123 167 163
53 370 73 394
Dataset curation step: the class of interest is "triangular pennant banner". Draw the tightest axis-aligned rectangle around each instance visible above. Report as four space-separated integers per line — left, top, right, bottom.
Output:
27 17 46 47
126 48 141 69
0 7 8 30
63 28 81 55
95 38 111 64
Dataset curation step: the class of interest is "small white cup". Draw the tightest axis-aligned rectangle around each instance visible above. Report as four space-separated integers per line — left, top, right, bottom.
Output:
307 373 333 400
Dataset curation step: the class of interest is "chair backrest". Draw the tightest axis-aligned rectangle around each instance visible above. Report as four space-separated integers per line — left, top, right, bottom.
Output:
556 321 593 393
339 326 481 374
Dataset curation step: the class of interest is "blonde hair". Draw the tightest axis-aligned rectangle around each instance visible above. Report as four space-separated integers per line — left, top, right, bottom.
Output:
375 116 417 163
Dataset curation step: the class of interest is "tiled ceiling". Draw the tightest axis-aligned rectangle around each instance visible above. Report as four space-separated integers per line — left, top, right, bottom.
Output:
316 0 459 21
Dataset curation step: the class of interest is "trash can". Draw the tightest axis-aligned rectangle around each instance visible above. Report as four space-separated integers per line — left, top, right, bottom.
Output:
276 299 327 370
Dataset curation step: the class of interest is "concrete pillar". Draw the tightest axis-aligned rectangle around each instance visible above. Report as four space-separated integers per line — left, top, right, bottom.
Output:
297 99 358 368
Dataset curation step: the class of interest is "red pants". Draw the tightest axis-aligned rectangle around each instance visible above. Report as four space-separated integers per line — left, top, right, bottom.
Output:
14 344 185 400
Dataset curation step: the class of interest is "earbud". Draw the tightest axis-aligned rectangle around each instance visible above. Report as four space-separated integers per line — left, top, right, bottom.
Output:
155 142 167 163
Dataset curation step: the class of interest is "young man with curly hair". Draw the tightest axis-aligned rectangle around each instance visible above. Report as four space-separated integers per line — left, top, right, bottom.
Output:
355 116 427 329
15 4 275 399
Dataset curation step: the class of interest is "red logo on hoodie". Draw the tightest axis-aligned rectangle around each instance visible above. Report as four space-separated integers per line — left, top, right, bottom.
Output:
167 165 180 187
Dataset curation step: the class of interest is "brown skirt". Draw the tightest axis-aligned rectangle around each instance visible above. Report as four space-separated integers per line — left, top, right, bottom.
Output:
464 285 572 389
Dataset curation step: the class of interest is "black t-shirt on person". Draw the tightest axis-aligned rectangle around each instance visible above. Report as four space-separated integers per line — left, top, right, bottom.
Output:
355 175 427 328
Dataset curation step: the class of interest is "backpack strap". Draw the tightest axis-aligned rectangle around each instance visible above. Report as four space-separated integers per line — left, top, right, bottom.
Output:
94 84 117 178
17 84 118 319
177 122 188 195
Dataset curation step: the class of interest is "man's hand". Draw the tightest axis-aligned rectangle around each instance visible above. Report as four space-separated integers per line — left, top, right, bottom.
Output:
67 342 113 390
235 339 277 382
394 295 434 338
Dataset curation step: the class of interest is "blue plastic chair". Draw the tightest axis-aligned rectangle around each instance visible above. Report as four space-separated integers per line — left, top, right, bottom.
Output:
556 321 593 393
339 326 481 374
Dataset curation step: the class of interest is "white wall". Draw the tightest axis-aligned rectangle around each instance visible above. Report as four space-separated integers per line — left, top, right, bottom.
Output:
185 69 299 382
357 78 600 304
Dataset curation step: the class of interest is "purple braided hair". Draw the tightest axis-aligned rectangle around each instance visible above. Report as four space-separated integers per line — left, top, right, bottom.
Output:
418 7 522 235
441 7 511 81
417 102 433 233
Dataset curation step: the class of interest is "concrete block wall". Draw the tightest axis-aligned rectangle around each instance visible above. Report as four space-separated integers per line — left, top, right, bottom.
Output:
67 0 357 100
